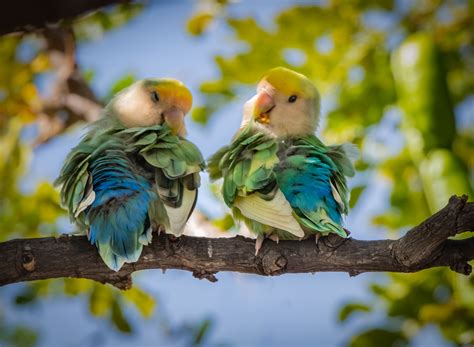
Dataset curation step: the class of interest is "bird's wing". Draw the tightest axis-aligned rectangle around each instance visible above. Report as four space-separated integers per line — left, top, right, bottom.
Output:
208 123 304 238
54 138 96 228
209 124 279 205
56 128 154 271
133 125 205 236
275 135 353 237
233 190 305 238
325 142 358 214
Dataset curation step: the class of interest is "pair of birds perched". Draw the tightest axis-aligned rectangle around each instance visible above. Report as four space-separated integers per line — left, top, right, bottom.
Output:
56 67 356 271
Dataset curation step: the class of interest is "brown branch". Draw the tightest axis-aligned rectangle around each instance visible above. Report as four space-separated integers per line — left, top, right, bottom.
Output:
35 26 102 144
0 196 472 290
0 0 129 35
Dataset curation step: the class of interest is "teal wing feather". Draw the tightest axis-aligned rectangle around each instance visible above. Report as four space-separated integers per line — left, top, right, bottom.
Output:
275 135 355 237
56 125 156 271
122 124 205 236
208 124 304 238
207 124 279 207
55 135 97 227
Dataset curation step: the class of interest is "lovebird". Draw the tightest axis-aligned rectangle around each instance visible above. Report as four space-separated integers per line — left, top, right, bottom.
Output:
208 67 356 253
55 78 204 271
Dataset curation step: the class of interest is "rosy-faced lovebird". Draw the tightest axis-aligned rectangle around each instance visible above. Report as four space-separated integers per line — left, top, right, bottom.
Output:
208 67 356 254
55 78 204 271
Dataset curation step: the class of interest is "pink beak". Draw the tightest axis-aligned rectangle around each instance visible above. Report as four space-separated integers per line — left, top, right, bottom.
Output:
253 90 275 124
253 90 274 116
164 107 186 136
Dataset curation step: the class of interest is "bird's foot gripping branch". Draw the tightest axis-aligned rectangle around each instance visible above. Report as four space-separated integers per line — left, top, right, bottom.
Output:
0 195 472 290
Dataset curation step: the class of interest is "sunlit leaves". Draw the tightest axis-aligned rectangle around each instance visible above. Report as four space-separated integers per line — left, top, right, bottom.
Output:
0 4 156 340
123 287 156 319
63 278 92 296
364 270 474 345
89 284 114 317
188 1 474 346
0 36 43 128
211 213 234 231
73 3 144 41
88 283 156 333
0 119 62 241
187 12 214 36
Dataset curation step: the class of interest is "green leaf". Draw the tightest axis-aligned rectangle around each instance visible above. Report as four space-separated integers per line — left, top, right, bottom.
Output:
89 284 113 317
107 73 136 100
212 213 235 231
349 185 366 208
111 301 132 333
192 318 212 346
123 287 156 318
338 302 371 322
348 328 408 347
6 327 38 347
63 278 93 296
187 12 214 36
191 106 209 124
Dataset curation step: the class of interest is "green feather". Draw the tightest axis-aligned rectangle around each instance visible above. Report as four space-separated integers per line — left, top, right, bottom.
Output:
207 122 354 240
207 122 278 214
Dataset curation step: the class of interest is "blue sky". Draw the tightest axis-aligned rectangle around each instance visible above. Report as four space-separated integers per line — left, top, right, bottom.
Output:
4 1 456 346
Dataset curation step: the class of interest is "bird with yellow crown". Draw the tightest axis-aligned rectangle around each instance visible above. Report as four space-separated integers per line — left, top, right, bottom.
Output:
56 78 204 271
208 67 357 254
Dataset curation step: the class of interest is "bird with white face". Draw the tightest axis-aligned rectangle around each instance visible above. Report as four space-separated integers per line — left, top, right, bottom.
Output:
112 78 192 135
56 78 204 271
209 67 356 253
243 67 320 137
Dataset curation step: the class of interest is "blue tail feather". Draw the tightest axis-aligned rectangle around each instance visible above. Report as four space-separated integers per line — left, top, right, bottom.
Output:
86 152 155 271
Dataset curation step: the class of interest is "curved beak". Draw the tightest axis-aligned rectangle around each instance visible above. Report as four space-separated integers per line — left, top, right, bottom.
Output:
252 90 275 124
163 107 186 136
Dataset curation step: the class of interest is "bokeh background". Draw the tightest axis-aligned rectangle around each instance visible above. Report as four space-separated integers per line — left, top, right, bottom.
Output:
1 0 473 346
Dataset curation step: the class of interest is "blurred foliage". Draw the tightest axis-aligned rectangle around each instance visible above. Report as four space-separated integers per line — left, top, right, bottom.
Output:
188 0 474 345
159 314 217 347
349 328 408 347
0 119 61 240
0 2 219 345
0 3 157 346
105 73 137 101
73 3 144 42
338 302 371 322
0 321 37 347
1 0 473 346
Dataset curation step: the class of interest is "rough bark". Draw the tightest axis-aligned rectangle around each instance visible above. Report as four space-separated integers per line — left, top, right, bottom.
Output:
0 196 472 290
0 0 128 35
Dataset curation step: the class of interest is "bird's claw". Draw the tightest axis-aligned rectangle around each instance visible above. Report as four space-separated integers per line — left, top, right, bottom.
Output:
315 233 321 245
255 234 265 256
268 234 279 243
154 224 165 236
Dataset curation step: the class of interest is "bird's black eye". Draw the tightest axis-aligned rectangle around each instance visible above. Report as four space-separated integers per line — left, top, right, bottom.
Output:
151 91 160 103
288 95 298 103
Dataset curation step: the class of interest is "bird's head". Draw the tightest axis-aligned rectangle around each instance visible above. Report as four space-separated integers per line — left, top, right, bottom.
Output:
110 78 192 136
245 67 320 137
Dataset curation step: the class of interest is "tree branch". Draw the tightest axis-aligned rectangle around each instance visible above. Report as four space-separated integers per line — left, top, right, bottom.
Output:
35 26 102 145
0 0 128 35
0 196 472 290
